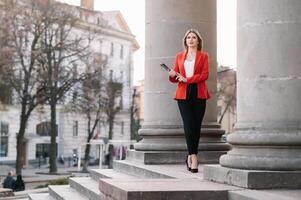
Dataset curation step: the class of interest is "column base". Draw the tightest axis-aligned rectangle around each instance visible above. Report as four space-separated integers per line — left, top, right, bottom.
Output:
126 149 228 164
204 164 301 189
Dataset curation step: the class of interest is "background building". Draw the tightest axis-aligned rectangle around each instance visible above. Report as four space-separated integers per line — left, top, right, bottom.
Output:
217 66 236 134
0 0 139 167
133 80 144 123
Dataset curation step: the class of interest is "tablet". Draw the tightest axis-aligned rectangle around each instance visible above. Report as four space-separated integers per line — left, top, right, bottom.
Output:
160 63 171 72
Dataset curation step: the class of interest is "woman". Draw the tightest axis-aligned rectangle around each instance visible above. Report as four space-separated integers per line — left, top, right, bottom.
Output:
13 174 25 192
168 29 210 173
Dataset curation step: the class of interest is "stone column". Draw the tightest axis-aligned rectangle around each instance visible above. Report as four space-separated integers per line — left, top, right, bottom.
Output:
204 0 301 189
132 0 230 164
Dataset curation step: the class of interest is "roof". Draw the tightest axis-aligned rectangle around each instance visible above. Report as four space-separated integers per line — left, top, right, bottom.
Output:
102 11 131 33
102 10 139 50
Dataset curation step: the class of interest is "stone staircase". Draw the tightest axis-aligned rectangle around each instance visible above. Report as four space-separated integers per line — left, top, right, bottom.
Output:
28 159 301 200
28 168 138 200
28 164 236 200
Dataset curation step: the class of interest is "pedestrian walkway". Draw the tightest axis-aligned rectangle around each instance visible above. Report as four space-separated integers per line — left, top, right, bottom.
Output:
0 165 88 199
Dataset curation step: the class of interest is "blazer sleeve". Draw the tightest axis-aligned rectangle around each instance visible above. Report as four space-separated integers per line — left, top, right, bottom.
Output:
169 54 180 83
187 53 209 84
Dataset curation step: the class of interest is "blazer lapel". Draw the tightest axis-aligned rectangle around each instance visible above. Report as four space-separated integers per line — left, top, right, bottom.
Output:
179 51 187 77
194 51 203 73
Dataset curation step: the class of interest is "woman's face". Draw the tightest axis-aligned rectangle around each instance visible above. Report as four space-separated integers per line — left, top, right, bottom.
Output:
185 32 199 49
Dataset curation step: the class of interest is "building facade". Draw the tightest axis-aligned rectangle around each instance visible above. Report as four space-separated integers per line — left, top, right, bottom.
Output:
0 0 139 166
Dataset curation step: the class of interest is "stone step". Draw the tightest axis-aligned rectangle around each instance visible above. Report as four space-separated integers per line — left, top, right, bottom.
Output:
89 168 138 181
204 164 301 189
126 149 228 164
113 160 207 179
99 178 238 200
113 160 173 178
69 177 104 200
48 185 88 200
28 193 55 200
0 188 48 200
0 197 29 200
229 190 301 200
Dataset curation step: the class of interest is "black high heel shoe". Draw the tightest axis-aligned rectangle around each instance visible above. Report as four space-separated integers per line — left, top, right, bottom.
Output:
190 168 198 173
190 159 198 173
186 155 191 171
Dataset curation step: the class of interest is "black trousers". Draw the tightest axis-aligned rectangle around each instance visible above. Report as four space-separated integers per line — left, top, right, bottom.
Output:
177 84 206 155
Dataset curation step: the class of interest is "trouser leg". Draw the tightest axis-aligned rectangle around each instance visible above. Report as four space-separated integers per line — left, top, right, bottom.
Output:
177 100 195 155
191 99 206 154
177 84 207 155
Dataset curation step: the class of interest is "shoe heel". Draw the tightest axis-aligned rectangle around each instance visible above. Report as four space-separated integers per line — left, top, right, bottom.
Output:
186 156 191 171
190 168 198 173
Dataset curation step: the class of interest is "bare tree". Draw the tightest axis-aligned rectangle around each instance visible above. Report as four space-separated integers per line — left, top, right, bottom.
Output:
217 67 236 124
130 88 141 141
0 13 13 107
35 0 92 173
105 77 123 140
0 0 51 174
66 53 108 172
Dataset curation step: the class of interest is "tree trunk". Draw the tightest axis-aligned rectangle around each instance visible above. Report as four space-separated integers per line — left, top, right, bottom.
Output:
130 93 135 140
82 143 91 172
108 117 114 140
82 116 91 172
49 99 57 173
16 120 26 175
218 95 235 124
16 99 29 174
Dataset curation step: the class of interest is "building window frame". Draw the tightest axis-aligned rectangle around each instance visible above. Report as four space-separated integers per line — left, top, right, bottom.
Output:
110 42 114 56
36 121 58 136
73 120 78 137
0 122 9 157
0 84 13 105
120 44 124 59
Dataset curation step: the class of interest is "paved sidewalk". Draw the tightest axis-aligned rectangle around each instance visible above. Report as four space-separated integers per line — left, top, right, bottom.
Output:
1 165 89 190
0 165 91 199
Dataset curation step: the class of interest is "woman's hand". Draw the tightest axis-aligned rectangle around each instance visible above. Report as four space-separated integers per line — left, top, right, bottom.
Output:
169 69 177 78
176 74 187 83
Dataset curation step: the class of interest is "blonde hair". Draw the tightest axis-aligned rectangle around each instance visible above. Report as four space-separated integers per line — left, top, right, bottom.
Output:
183 29 203 51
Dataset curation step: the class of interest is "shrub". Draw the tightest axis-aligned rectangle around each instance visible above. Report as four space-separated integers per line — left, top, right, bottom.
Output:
34 177 70 189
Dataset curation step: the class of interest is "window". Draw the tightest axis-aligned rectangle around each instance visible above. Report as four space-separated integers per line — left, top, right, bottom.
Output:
0 122 9 157
36 122 58 136
120 71 123 81
0 83 12 105
110 42 114 56
109 70 113 81
119 95 123 109
120 45 124 59
121 121 124 135
73 120 78 136
72 91 78 103
36 143 53 158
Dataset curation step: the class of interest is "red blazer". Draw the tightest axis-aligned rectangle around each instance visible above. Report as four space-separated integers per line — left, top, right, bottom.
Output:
169 50 210 100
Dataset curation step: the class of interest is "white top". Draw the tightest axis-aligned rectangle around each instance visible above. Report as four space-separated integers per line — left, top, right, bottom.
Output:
184 59 195 78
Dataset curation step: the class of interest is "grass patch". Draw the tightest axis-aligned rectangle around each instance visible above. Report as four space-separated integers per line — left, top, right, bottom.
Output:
34 176 71 189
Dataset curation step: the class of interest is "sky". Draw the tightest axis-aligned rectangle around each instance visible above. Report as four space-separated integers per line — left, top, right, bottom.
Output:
59 0 236 85
217 0 237 69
